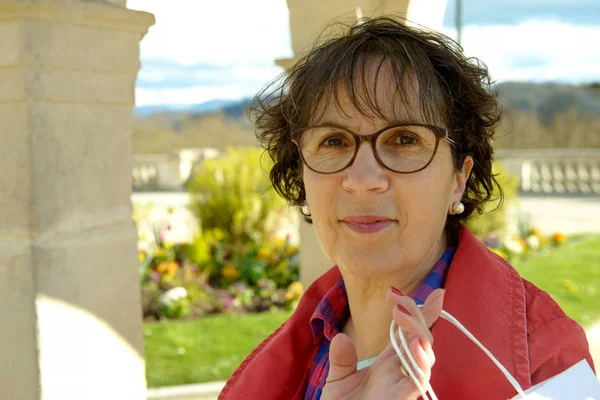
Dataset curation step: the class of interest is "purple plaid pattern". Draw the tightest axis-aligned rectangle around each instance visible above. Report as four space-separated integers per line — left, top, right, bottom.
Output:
304 248 455 400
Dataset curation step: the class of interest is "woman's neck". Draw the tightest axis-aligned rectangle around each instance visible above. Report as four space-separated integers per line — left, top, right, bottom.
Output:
341 237 446 361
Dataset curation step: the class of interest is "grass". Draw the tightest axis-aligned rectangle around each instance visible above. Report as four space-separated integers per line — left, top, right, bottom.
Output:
513 234 600 328
144 310 291 388
144 235 600 388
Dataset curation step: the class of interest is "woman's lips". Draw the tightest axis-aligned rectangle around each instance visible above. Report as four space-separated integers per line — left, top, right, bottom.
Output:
341 216 394 234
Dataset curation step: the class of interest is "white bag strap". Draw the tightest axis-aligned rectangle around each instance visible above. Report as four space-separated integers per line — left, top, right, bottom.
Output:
390 306 528 399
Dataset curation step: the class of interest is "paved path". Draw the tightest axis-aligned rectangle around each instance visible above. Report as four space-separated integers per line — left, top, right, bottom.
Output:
511 195 600 235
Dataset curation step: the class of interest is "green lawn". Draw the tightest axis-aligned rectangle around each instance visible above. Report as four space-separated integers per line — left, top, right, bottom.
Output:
144 235 600 388
513 234 600 328
144 311 291 388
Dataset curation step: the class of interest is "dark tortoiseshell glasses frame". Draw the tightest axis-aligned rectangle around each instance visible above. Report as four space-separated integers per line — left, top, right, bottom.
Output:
291 123 453 175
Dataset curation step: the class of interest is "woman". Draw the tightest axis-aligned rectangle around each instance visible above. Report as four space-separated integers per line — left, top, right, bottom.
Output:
219 17 594 399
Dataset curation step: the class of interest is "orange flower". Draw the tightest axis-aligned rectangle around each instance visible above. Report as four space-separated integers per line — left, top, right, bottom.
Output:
552 232 567 245
222 265 241 280
156 261 179 277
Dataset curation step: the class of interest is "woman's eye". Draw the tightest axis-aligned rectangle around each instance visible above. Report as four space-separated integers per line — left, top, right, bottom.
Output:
321 135 347 148
395 133 418 145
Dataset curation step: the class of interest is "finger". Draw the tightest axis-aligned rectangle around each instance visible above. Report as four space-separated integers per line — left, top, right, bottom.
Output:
420 288 445 329
327 333 358 383
386 288 428 328
410 336 434 379
388 295 437 368
387 288 445 348
401 336 434 390
391 299 434 345
391 312 436 373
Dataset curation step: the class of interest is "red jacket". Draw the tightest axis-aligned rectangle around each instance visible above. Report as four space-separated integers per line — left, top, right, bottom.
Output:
220 226 595 399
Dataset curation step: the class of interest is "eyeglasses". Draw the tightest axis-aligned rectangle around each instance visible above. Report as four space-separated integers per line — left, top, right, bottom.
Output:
291 123 452 174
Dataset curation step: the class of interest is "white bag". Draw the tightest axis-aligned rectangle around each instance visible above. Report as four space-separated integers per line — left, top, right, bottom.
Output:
510 359 600 399
390 308 600 399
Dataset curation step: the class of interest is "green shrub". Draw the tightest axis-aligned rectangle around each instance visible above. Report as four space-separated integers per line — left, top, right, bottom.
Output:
187 147 288 245
466 162 519 239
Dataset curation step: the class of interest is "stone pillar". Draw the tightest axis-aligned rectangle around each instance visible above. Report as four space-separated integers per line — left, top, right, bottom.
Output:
280 0 449 288
0 1 154 399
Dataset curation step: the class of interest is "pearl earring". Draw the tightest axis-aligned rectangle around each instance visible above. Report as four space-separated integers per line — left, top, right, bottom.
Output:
301 204 311 216
452 202 465 215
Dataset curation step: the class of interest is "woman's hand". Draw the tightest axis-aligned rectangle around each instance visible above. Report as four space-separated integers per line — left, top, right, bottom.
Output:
320 288 445 400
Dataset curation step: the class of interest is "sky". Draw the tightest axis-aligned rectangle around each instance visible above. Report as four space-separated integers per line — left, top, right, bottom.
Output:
128 0 600 107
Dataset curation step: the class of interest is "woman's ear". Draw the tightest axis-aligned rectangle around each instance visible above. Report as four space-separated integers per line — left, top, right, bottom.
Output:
454 156 474 199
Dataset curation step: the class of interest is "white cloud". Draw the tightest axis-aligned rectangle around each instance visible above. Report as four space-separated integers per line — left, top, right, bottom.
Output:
128 0 293 66
440 20 600 83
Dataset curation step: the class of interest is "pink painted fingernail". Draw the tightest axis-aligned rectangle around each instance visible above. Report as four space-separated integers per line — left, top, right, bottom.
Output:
396 304 412 316
419 338 427 352
391 286 405 297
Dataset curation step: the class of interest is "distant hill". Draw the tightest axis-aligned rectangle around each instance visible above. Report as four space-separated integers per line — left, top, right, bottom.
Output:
134 98 247 118
496 82 600 126
131 82 600 153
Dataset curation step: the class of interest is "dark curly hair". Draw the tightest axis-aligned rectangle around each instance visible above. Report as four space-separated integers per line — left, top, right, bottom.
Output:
248 16 503 244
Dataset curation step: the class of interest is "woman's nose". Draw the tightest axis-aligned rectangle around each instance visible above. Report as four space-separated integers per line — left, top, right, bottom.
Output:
342 142 389 195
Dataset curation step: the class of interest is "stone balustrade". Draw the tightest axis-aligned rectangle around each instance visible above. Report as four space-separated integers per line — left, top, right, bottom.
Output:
133 148 219 191
496 149 600 195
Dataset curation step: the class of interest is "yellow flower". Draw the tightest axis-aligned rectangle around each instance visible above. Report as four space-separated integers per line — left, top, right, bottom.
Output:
155 249 165 258
139 252 146 263
490 248 508 260
164 242 174 250
552 232 567 245
285 246 298 256
222 265 241 280
257 247 269 259
563 279 579 294
212 229 225 242
285 281 304 301
274 236 286 247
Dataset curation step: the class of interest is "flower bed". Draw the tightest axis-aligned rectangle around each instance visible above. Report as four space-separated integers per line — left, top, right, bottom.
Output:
140 225 302 321
483 227 567 264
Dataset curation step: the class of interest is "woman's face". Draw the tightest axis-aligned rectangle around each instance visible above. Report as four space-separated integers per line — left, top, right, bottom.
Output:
302 64 472 279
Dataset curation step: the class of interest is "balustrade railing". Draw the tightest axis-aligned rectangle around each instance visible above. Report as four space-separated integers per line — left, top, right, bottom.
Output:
132 148 219 191
495 149 600 195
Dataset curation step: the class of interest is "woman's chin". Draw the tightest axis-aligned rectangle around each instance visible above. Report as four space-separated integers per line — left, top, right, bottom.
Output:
337 253 402 278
